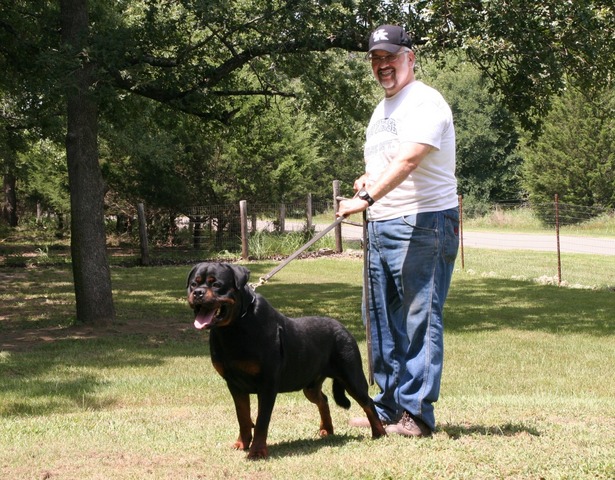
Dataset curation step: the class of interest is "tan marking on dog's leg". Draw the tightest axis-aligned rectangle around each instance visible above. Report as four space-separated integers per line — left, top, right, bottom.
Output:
363 403 387 438
304 387 334 436
248 390 277 460
231 392 253 450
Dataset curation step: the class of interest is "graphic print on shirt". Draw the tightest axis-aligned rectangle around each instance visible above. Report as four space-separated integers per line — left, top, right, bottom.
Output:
364 118 400 185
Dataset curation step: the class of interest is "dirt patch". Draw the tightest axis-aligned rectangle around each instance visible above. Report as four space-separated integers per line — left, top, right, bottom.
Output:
0 319 196 353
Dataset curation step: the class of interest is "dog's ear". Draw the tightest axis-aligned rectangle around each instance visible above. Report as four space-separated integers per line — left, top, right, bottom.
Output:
230 264 251 289
186 263 206 290
229 264 255 317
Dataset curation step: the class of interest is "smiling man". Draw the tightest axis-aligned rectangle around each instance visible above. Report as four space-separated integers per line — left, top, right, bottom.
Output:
338 25 459 438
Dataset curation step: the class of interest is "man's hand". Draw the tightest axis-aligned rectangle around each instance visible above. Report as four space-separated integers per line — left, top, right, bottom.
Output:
337 197 369 218
353 174 369 192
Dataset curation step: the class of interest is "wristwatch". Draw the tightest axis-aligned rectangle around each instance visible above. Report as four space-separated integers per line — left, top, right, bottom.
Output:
357 189 375 206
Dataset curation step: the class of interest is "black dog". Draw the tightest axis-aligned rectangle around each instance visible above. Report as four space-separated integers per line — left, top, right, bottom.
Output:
186 262 385 459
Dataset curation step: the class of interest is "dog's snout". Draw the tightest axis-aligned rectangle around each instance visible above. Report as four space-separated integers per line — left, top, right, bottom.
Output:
193 287 205 300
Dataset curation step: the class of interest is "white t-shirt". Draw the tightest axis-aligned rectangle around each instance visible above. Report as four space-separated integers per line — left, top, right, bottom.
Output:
364 80 458 221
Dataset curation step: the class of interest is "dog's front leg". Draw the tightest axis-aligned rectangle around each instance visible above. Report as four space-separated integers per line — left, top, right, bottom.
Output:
247 389 277 460
230 391 254 451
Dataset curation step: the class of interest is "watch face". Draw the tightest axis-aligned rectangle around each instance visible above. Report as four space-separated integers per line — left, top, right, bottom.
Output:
359 190 373 205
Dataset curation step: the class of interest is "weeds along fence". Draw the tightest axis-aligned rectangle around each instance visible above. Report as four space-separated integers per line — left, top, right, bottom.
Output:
184 194 336 255
181 192 614 286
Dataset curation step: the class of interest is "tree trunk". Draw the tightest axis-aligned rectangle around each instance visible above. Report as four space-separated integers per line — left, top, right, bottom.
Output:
61 0 115 326
2 172 18 227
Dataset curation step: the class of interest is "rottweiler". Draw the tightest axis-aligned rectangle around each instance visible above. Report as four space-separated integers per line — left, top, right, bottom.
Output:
186 262 386 459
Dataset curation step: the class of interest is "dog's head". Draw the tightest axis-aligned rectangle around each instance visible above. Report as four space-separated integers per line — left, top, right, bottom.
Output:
186 262 254 330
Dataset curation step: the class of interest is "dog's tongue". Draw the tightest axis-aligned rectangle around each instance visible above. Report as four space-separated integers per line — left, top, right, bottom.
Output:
194 310 215 330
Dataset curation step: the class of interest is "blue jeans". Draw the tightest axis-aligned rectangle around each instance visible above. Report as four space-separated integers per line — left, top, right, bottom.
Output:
365 208 459 431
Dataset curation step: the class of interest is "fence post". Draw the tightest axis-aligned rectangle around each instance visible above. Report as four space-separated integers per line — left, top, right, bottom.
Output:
137 203 149 266
240 200 249 260
333 180 343 253
555 194 562 286
278 203 286 233
458 194 464 269
306 193 313 232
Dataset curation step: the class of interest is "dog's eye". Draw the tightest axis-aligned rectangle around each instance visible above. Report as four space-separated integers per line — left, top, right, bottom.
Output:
190 281 198 288
212 281 223 289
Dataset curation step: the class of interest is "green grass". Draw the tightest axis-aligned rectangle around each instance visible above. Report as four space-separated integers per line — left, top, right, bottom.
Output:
462 207 615 236
1 257 614 479
461 248 615 290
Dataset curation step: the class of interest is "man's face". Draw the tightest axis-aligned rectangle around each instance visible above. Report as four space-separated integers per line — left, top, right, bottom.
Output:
370 48 415 97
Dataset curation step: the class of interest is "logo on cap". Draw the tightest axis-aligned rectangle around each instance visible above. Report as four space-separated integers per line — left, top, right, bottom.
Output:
372 29 389 42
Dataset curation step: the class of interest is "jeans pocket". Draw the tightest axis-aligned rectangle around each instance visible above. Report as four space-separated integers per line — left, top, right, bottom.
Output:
401 213 438 258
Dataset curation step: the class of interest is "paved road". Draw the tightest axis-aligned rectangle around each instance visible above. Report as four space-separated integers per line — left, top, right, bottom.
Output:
460 231 615 255
315 221 615 256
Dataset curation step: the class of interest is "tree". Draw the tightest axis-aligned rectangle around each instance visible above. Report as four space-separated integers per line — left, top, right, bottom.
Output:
420 53 523 213
2 0 613 325
403 0 615 132
521 86 615 216
100 95 325 246
1 92 32 227
60 0 115 325
1 125 21 227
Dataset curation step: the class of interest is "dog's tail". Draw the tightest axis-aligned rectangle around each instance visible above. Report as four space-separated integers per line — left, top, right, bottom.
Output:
332 379 352 409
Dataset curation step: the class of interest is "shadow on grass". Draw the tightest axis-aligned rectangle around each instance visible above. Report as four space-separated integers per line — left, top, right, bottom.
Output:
260 276 614 340
0 374 117 416
3 262 611 349
265 433 362 459
440 421 541 439
0 336 211 417
444 276 613 336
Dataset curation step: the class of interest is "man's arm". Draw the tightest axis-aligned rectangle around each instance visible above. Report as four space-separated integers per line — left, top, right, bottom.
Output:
337 142 432 217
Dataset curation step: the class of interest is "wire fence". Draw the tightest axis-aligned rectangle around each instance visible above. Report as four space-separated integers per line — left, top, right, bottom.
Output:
184 198 335 253
182 194 614 287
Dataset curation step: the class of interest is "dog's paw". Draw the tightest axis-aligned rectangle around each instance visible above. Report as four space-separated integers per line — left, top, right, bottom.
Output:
232 440 250 451
248 443 269 460
247 446 268 460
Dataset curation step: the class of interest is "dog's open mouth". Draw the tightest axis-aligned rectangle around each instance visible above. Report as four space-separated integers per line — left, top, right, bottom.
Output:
194 304 226 330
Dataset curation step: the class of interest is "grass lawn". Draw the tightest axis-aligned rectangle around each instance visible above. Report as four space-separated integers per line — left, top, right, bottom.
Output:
1 256 614 479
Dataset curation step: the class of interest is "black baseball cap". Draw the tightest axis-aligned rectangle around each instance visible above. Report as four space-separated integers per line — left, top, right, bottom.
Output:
368 25 413 52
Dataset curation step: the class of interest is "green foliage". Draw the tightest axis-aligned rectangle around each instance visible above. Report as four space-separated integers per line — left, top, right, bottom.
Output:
247 229 340 259
421 53 523 204
4 0 614 223
407 0 615 131
521 87 615 218
100 92 326 213
18 139 70 215
284 49 380 196
221 99 325 203
100 99 193 214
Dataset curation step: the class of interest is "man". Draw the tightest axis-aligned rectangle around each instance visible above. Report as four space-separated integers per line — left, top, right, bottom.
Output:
337 25 459 437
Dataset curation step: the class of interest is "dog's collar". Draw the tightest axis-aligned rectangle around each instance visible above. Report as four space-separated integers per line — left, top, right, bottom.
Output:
241 287 257 318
